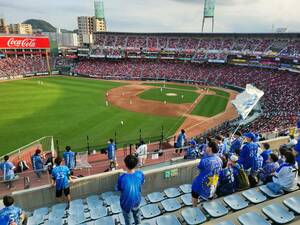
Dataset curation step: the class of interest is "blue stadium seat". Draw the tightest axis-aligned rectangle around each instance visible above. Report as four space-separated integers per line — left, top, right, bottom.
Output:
51 203 67 216
223 194 249 210
48 210 65 221
27 216 44 225
44 218 64 225
283 196 300 214
242 189 267 204
140 196 147 207
90 205 107 220
259 185 284 198
179 184 192 194
164 187 181 198
156 215 181 225
202 200 228 218
238 212 270 225
67 211 86 225
161 198 181 212
33 207 48 218
100 191 119 201
282 185 299 192
94 216 115 225
147 192 164 203
262 204 295 224
104 195 120 206
111 201 122 214
181 207 207 225
215 220 235 225
180 193 193 206
86 195 103 209
140 204 161 219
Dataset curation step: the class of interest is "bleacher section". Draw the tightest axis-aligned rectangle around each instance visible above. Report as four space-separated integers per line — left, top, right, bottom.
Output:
25 178 300 225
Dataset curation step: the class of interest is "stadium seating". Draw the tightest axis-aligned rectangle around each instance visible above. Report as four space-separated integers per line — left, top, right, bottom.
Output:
25 180 300 225
0 56 48 77
92 33 300 58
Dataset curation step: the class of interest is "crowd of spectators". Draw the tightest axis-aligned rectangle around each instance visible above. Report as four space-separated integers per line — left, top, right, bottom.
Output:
0 56 48 77
93 33 300 57
73 59 300 133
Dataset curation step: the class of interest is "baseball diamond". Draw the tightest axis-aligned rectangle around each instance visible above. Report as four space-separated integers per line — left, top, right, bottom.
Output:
0 77 237 155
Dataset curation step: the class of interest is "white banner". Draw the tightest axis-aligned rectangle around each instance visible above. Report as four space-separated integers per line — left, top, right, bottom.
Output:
231 84 264 120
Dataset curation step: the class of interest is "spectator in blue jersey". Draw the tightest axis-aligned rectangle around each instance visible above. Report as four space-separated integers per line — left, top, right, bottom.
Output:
117 155 145 225
63 146 76 174
216 156 237 197
229 131 243 155
107 139 117 169
260 143 273 166
216 135 226 156
175 129 187 155
0 196 26 225
0 156 16 189
267 150 298 193
237 132 258 172
51 157 72 203
258 153 279 184
184 139 199 160
31 149 44 179
191 141 222 207
294 138 300 172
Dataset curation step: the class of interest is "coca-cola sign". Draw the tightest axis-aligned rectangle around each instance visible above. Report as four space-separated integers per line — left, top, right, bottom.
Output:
0 36 50 49
7 38 36 48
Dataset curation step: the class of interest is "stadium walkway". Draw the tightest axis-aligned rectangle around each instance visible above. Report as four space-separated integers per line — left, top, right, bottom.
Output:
0 144 181 196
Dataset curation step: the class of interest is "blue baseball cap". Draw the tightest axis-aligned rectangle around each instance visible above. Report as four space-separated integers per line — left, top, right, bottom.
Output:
243 132 256 141
189 140 197 146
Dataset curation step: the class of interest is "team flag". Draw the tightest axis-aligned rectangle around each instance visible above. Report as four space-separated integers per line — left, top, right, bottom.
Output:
231 84 264 120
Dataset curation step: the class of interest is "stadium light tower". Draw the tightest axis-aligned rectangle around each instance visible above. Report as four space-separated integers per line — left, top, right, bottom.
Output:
94 0 107 31
201 0 216 32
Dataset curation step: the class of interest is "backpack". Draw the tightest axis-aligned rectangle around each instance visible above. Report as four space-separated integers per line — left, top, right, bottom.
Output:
236 165 250 191
217 168 236 196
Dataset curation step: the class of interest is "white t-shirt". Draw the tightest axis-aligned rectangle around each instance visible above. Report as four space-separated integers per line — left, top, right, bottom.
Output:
136 144 148 157
273 163 298 190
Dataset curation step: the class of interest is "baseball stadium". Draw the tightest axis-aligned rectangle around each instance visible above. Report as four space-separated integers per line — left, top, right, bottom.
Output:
0 0 300 225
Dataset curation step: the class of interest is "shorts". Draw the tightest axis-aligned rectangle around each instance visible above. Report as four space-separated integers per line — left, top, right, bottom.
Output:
56 187 70 198
191 190 200 199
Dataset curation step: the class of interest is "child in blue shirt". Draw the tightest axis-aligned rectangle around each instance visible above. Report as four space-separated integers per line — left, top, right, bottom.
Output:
0 155 16 189
0 196 26 225
175 129 187 155
258 153 279 184
260 143 273 166
32 149 44 179
216 156 237 197
63 146 76 174
52 157 72 203
117 155 145 225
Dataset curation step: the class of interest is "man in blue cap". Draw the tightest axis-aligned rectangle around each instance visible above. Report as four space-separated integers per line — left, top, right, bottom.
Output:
184 139 199 159
237 132 258 172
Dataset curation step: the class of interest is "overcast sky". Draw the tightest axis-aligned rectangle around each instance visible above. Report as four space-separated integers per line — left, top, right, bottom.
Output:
0 0 299 33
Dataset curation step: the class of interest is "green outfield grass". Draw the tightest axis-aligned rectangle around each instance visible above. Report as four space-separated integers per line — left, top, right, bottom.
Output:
143 83 198 91
191 95 229 117
0 77 184 155
138 88 199 104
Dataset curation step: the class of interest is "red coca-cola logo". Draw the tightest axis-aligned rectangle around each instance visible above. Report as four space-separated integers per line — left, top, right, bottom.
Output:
7 38 36 48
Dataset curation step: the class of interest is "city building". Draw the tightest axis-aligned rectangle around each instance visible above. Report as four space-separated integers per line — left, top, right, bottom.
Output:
43 29 78 48
94 0 106 32
0 18 9 34
9 23 33 34
77 16 94 46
